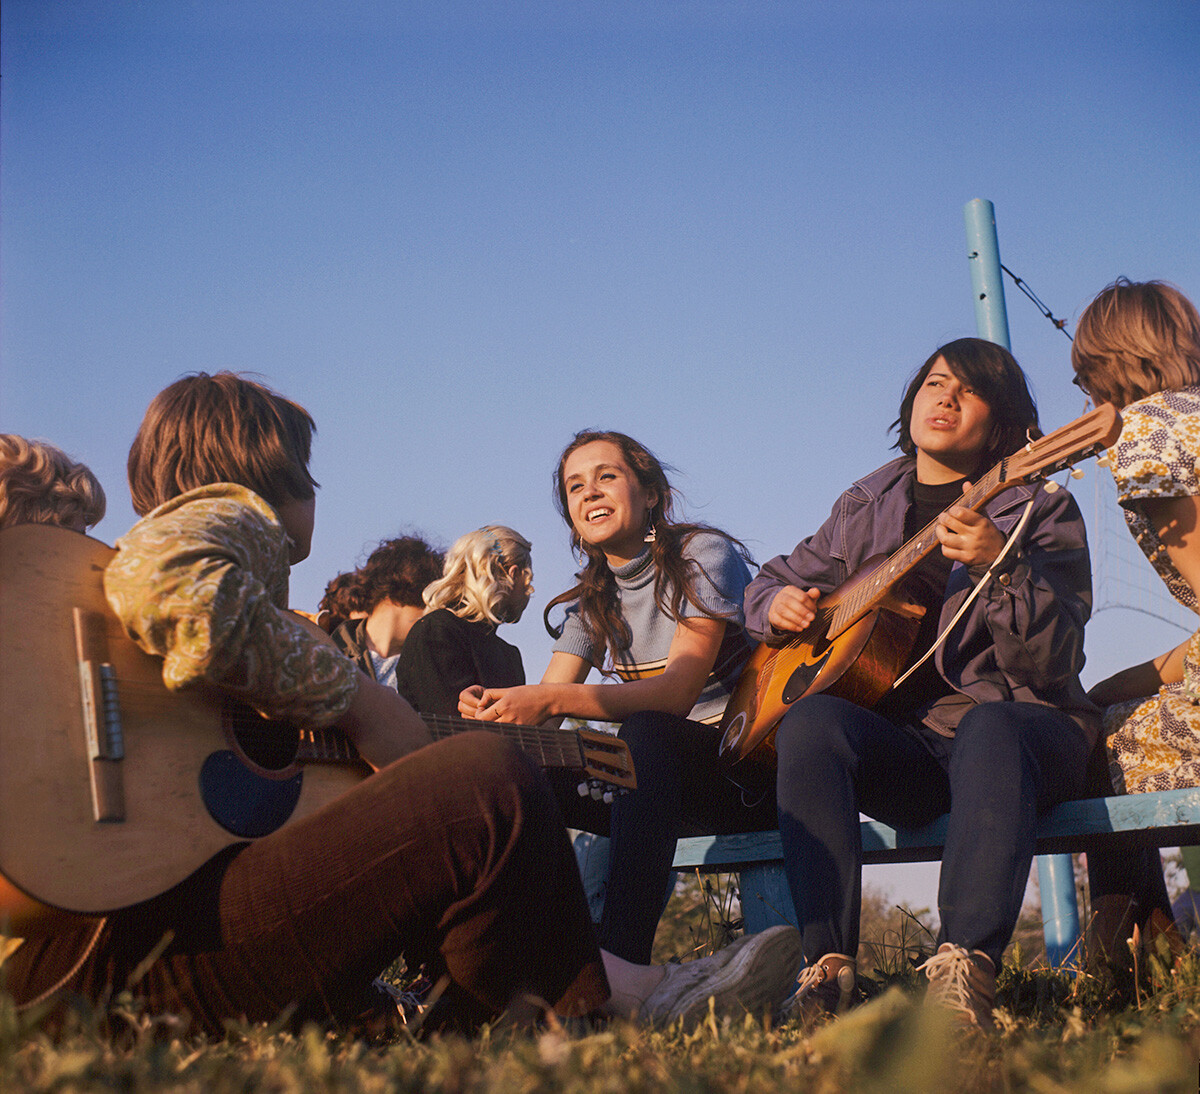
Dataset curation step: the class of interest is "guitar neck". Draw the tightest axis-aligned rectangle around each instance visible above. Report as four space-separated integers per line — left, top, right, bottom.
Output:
296 716 587 773
828 460 1010 636
421 714 586 771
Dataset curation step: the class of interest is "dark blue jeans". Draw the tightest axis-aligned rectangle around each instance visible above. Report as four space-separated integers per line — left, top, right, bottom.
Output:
555 711 777 964
774 696 1090 967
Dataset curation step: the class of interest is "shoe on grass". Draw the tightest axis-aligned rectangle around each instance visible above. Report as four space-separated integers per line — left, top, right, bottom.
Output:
639 924 805 1026
919 943 996 1030
781 952 856 1026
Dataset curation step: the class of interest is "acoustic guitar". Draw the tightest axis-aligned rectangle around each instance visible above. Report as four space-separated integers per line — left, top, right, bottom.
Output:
718 404 1123 792
0 524 635 923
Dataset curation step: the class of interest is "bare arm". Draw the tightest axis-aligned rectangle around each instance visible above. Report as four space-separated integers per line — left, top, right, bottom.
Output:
463 617 728 725
335 672 433 770
1089 493 1200 707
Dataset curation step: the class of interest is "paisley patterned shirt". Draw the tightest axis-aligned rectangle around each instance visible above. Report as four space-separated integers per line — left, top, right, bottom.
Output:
104 483 359 729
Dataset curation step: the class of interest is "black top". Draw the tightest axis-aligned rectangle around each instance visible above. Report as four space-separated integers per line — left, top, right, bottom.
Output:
394 608 526 717
873 477 964 722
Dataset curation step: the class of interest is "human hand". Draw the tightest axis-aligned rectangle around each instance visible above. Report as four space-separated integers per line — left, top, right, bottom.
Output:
471 685 555 726
458 685 486 718
766 585 821 633
936 487 1005 568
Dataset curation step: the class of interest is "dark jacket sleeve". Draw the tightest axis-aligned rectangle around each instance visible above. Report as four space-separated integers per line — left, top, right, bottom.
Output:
743 500 855 644
934 482 1098 725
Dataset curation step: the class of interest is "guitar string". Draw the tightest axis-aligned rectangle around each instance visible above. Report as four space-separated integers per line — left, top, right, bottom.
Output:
832 462 1004 635
889 494 1037 690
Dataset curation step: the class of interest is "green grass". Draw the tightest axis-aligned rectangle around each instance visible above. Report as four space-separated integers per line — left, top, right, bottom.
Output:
4 884 1199 1093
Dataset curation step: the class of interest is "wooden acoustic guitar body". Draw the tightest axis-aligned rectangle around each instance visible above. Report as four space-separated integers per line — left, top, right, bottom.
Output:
718 565 925 794
0 525 366 917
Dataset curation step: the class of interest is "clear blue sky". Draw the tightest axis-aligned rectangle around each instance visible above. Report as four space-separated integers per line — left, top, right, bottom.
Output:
3 1 1197 910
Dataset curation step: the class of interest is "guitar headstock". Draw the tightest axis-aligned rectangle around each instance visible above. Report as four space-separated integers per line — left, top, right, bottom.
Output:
1002 404 1123 486
576 728 638 793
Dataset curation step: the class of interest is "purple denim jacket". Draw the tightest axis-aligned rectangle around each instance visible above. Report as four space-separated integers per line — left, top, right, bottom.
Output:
743 457 1101 744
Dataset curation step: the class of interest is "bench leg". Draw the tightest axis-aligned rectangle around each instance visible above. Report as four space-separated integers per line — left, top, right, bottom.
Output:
1037 853 1081 968
739 863 797 933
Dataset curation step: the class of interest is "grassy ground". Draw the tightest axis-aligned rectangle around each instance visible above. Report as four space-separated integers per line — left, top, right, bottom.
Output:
3 879 1198 1093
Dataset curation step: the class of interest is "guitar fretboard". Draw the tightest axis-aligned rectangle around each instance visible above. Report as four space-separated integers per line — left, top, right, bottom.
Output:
826 462 1005 638
422 713 586 770
296 716 587 772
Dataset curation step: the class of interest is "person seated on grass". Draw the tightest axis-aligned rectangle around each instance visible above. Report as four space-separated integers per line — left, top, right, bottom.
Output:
329 535 444 691
0 433 106 533
395 526 530 717
1 372 803 1037
745 339 1099 1030
1070 278 1200 972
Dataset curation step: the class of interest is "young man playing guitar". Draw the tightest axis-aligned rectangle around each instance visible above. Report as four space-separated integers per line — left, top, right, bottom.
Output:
744 339 1101 1029
3 373 802 1035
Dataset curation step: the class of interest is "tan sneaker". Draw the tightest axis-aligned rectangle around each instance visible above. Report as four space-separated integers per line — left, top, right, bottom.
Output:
919 943 996 1030
781 953 856 1026
639 925 805 1027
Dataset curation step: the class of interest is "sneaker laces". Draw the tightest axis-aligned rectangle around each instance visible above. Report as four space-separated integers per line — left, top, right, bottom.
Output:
793 961 830 998
918 945 988 1021
781 955 847 1019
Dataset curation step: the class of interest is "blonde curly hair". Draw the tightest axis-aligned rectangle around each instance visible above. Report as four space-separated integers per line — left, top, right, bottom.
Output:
423 525 532 625
0 434 106 531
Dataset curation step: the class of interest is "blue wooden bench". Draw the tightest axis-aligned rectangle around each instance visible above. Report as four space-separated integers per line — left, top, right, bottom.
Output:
670 786 1200 966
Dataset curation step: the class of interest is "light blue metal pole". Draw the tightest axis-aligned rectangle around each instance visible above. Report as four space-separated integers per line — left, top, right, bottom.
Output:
962 198 1081 968
963 199 1012 350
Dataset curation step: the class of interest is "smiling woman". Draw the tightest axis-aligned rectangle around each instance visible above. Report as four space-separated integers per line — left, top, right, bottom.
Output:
458 430 774 964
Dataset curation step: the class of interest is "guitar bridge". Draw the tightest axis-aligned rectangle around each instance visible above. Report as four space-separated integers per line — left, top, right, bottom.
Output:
75 608 126 823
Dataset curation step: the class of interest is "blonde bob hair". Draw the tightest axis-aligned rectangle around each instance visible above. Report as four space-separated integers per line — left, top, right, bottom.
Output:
1072 279 1200 408
0 434 106 531
423 525 532 625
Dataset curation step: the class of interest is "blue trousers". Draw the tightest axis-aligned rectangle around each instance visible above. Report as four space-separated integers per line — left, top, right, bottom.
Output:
774 696 1090 967
561 711 777 964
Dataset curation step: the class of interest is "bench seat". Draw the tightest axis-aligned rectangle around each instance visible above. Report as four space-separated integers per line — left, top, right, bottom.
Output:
670 786 1200 964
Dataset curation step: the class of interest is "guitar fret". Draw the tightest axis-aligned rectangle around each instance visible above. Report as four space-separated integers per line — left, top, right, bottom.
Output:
827 461 1008 638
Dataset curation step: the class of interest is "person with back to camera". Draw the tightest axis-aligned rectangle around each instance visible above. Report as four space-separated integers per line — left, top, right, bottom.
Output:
459 431 787 968
394 526 529 717
329 535 444 691
0 433 106 533
1070 278 1200 970
744 338 1100 1029
0 374 802 1034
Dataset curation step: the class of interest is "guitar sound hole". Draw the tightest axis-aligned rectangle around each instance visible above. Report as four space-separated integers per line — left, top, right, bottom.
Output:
223 701 299 772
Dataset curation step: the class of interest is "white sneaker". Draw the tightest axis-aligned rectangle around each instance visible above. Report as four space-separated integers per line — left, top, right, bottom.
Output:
639 925 805 1026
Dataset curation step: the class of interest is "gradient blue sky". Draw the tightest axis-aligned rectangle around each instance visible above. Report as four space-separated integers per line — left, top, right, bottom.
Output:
3 1 1197 910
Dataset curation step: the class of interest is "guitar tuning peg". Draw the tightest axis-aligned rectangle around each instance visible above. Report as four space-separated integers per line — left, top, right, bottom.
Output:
1096 454 1111 468
1070 468 1084 480
590 782 604 800
602 791 614 805
1043 481 1060 494
576 782 589 797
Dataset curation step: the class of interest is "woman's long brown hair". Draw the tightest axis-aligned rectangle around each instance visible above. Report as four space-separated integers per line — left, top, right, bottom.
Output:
543 430 753 668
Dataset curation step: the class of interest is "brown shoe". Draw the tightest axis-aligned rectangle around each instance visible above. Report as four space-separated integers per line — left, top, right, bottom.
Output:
920 943 996 1030
781 952 856 1026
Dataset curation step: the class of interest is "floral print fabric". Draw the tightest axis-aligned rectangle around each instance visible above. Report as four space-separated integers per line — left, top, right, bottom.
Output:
1103 387 1200 793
